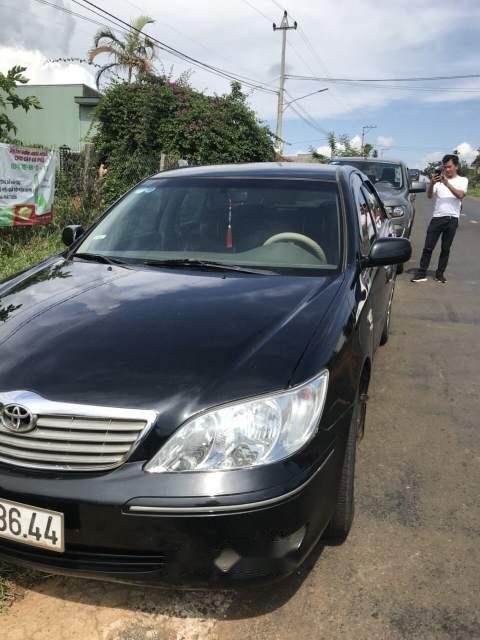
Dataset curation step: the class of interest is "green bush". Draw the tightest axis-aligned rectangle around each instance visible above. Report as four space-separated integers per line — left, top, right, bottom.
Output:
94 76 276 204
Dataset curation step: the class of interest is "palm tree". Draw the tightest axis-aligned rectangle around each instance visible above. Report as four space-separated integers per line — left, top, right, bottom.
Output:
88 16 156 88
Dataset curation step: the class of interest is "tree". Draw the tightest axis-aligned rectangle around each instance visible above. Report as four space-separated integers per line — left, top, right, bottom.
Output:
88 15 156 88
473 148 480 168
0 66 41 142
310 147 329 163
363 143 374 158
93 76 276 203
327 132 336 158
423 161 439 178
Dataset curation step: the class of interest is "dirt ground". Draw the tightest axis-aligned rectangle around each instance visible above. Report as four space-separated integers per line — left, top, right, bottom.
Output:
1 195 479 639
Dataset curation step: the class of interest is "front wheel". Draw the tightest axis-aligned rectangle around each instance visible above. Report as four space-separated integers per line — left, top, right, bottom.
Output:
322 393 365 544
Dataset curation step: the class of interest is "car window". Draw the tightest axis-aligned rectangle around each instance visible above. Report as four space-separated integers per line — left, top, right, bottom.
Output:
352 175 375 254
362 185 385 230
333 160 404 190
76 178 343 274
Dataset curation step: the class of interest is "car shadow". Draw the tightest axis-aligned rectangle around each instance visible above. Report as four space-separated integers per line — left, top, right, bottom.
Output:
6 543 324 621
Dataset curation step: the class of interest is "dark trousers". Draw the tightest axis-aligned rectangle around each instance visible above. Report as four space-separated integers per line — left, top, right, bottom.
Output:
418 216 459 276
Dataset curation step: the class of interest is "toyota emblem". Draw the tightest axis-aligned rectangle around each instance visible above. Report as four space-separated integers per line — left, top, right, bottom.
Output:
0 403 37 433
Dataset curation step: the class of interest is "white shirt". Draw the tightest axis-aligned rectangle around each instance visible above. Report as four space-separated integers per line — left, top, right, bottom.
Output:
433 176 468 218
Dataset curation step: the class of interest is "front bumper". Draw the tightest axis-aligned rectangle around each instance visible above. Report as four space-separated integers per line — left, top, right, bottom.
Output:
0 435 347 587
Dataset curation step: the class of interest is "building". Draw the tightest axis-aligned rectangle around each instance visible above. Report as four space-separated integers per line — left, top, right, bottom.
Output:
7 84 101 151
283 153 317 163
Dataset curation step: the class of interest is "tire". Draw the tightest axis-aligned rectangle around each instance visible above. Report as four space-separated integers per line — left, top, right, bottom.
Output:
380 283 395 346
396 263 404 275
323 393 365 544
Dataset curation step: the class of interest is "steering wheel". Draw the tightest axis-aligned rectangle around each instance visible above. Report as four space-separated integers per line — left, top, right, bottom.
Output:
263 232 327 262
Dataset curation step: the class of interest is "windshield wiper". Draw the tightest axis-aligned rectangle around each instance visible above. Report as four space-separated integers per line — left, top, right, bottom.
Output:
142 258 275 275
72 252 131 268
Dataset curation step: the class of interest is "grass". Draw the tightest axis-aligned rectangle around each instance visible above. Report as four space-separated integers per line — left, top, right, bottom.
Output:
0 563 21 612
0 231 63 282
0 562 42 613
468 185 480 199
0 189 101 282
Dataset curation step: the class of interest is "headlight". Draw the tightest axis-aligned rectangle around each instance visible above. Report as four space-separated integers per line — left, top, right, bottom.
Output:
145 370 329 473
385 205 405 218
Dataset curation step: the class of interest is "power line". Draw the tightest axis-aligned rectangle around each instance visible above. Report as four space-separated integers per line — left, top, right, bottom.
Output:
75 0 278 93
239 0 273 23
31 0 116 30
270 0 286 12
287 41 317 76
74 0 276 93
267 2 354 114
322 81 480 93
285 92 330 136
296 27 353 114
86 0 280 91
285 73 480 82
32 0 278 95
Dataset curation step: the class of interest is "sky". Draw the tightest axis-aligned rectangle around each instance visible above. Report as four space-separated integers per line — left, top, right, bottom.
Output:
0 0 479 169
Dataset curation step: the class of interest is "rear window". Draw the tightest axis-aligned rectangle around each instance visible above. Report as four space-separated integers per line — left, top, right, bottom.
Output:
332 161 404 190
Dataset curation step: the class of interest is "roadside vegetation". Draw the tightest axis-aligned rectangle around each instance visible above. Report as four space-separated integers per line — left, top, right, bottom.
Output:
0 563 19 612
0 14 276 283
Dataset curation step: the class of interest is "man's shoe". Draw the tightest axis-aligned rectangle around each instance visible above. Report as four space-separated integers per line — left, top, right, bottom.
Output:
411 274 427 283
435 273 447 283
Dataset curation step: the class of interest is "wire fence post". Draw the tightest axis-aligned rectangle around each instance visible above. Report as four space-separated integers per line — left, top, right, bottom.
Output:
160 152 166 172
83 143 95 193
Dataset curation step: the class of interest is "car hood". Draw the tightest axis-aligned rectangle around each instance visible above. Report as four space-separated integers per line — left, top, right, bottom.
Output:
0 259 343 430
375 186 408 206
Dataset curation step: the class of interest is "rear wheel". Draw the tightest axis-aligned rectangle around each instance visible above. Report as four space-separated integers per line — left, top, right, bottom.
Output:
323 391 366 544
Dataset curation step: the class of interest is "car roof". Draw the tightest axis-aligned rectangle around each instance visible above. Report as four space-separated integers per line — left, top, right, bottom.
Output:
152 162 348 181
332 157 406 166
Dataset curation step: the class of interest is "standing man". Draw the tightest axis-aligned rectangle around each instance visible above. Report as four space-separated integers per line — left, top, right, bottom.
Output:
411 154 468 283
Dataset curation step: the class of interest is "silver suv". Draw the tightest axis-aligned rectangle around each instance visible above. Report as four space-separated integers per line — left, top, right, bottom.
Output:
330 158 425 238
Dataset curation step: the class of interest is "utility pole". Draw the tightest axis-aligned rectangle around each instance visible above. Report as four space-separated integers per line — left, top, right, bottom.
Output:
361 124 377 156
273 11 297 156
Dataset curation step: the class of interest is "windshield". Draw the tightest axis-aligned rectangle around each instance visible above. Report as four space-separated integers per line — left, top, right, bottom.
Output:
76 178 342 274
332 161 404 190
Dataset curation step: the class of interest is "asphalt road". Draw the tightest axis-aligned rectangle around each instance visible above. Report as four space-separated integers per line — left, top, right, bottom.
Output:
2 195 480 640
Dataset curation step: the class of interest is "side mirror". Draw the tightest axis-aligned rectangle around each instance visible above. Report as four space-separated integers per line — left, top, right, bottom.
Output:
409 181 426 194
62 225 85 247
362 237 411 268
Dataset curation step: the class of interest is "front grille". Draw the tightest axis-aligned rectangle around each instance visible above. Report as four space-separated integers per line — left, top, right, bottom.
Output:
0 416 147 471
0 391 157 472
0 540 169 574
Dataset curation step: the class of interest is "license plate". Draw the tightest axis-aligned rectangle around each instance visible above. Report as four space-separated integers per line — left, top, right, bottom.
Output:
0 498 64 553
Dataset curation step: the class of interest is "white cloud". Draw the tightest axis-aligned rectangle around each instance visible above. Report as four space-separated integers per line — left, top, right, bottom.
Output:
0 46 95 87
377 136 395 147
316 145 333 157
1 0 478 121
1 0 478 128
421 151 444 167
420 142 478 169
455 142 478 165
350 135 362 149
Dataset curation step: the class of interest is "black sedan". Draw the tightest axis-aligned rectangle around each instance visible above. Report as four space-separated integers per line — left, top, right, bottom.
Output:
0 163 410 587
